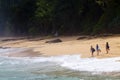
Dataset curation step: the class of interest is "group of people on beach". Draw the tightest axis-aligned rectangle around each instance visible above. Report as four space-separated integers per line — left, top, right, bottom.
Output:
90 42 110 57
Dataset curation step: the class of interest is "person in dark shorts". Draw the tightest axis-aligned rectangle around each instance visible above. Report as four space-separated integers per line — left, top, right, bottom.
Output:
106 42 110 54
96 44 101 56
90 46 95 57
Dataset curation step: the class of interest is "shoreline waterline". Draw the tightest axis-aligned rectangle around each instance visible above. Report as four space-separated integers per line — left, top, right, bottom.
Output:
0 48 120 73
0 48 120 80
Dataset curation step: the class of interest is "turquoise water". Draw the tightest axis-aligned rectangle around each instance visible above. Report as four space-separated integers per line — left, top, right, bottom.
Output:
0 48 120 80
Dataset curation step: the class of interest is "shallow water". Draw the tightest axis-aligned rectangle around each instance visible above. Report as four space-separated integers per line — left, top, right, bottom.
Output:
0 48 120 80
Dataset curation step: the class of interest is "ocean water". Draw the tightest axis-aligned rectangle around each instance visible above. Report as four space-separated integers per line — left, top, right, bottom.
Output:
0 48 120 80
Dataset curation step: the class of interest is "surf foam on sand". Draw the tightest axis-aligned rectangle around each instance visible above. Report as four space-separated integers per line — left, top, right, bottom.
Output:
0 49 120 73
7 55 120 72
34 55 120 72
58 55 120 72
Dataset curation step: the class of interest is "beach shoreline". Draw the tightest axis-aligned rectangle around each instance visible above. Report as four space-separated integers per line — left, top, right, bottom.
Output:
0 35 120 58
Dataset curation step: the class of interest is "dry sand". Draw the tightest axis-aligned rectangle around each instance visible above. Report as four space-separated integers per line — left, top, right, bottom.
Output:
0 35 120 58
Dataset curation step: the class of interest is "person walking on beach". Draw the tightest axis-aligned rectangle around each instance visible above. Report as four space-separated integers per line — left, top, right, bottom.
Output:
96 44 101 56
90 46 95 57
106 42 110 54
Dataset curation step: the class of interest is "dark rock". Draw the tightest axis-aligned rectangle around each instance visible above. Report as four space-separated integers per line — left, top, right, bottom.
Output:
1 38 25 42
100 34 112 37
45 39 62 43
28 38 44 41
77 36 88 40
2 39 16 41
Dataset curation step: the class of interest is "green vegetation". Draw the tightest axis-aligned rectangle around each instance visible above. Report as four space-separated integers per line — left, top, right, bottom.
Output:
0 0 120 36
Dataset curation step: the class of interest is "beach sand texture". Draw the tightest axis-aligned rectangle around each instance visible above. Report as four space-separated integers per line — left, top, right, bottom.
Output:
0 35 120 58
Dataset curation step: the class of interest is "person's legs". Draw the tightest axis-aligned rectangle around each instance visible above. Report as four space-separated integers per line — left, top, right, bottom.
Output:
91 52 94 57
106 49 109 54
97 49 101 56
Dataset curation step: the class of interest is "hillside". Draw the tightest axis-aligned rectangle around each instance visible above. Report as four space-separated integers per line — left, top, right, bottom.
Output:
0 0 120 36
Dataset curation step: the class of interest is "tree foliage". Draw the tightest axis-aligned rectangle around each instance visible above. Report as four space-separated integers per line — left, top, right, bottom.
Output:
0 0 120 36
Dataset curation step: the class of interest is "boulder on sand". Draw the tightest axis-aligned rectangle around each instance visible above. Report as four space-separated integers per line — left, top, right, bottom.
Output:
77 36 89 40
45 39 62 43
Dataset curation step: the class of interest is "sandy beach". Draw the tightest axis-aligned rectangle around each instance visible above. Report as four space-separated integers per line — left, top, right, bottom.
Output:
0 35 120 78
0 35 120 58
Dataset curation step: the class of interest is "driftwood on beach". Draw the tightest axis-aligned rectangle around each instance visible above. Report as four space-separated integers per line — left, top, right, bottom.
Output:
77 34 113 40
77 36 93 40
1 38 25 42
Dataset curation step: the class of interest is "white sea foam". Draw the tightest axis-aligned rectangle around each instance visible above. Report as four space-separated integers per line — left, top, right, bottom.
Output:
58 55 120 72
28 55 120 72
0 52 120 72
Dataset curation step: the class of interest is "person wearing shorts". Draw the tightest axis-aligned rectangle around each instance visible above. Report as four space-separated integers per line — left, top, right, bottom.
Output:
90 46 95 57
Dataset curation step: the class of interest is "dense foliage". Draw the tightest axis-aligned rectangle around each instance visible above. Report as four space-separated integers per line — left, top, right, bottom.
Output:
0 0 120 36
